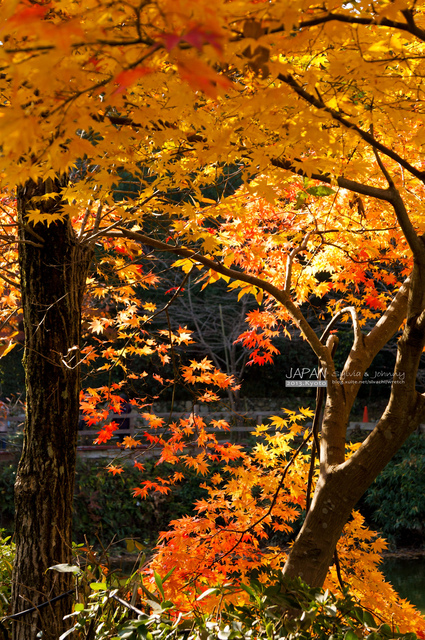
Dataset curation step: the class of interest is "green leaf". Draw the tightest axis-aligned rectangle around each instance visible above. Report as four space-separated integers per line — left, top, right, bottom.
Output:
362 611 377 628
126 539 136 553
300 610 317 628
345 630 360 640
154 570 165 600
240 583 257 599
264 584 280 597
90 582 107 591
378 624 393 639
126 538 145 553
295 191 307 209
305 186 336 197
138 582 161 604
146 599 163 613
266 621 274 639
325 604 337 616
353 606 366 623
162 566 176 583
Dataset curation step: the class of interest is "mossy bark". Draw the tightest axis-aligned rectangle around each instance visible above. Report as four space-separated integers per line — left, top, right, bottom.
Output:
12 179 92 640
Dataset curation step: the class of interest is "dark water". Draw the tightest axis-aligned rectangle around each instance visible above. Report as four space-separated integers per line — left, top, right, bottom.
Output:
381 557 425 613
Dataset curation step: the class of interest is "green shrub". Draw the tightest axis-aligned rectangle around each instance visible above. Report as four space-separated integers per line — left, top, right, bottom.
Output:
63 565 419 640
73 459 210 549
0 529 14 619
219 571 417 640
364 433 425 546
0 458 211 549
1 537 420 640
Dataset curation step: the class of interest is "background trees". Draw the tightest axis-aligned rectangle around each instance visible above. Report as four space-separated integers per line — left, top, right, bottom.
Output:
2 0 425 637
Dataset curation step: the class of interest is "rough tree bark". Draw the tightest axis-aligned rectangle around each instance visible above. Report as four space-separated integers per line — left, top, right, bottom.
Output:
12 178 92 640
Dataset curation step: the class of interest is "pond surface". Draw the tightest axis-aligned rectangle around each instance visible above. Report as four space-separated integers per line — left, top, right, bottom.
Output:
381 557 425 613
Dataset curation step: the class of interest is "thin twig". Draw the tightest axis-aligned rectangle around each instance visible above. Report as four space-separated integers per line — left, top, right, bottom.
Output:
0 272 20 288
93 202 103 235
143 267 194 324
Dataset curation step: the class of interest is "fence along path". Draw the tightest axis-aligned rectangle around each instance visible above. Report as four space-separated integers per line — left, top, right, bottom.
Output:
1 408 281 437
2 408 386 437
0 408 280 460
2 407 417 461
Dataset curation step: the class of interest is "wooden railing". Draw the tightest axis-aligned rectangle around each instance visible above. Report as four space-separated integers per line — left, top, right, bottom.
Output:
1 410 423 461
0 410 282 451
76 410 282 441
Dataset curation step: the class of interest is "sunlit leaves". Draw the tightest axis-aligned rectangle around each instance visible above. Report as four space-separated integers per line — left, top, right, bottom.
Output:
107 464 124 476
1 1 425 632
93 421 119 444
181 358 236 389
144 426 425 635
133 478 171 499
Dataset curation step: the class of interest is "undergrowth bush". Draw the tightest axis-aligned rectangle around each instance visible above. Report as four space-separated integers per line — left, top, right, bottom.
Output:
54 559 421 640
363 433 425 546
73 459 210 548
0 530 14 619
0 533 423 640
0 458 211 547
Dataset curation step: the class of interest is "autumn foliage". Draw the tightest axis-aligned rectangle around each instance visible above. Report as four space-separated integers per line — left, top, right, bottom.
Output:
3 0 425 637
135 408 424 636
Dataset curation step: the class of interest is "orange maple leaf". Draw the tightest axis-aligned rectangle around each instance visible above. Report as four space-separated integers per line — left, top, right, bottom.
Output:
112 67 152 96
177 57 232 99
122 436 141 448
108 465 124 476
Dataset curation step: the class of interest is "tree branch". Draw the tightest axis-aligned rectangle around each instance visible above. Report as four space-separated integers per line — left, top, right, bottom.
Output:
271 158 396 202
297 12 425 42
273 151 425 271
77 201 92 240
106 228 333 367
365 277 410 353
285 231 311 293
387 188 425 263
276 73 425 183
369 139 425 262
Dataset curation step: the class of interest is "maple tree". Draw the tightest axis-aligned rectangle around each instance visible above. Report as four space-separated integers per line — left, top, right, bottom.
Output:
2 0 425 637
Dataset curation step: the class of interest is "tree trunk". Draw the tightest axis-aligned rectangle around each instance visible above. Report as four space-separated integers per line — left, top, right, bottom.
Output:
282 419 416 587
283 265 425 587
12 178 92 640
